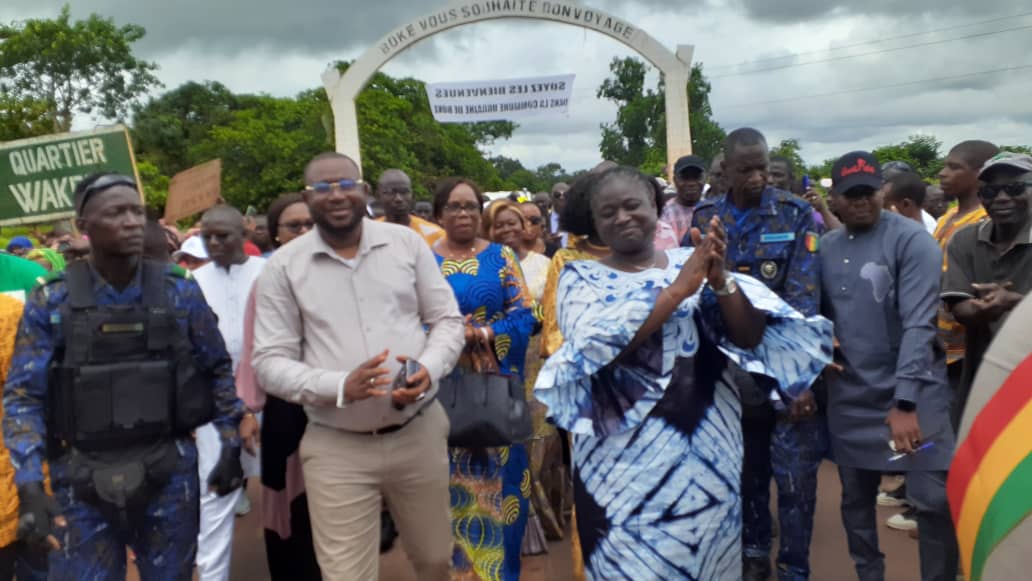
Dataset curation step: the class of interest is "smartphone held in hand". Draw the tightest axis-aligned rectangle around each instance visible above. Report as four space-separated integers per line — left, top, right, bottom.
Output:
392 359 424 410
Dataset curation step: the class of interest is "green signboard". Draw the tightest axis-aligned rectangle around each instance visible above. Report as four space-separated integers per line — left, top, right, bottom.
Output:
0 125 139 226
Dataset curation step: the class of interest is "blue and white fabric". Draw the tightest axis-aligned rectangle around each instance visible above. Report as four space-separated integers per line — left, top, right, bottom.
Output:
534 247 833 580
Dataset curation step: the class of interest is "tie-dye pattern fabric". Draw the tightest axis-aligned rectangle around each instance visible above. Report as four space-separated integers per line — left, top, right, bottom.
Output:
534 247 833 580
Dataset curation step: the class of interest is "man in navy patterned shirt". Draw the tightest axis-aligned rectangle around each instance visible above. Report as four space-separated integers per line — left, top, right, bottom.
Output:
686 128 825 581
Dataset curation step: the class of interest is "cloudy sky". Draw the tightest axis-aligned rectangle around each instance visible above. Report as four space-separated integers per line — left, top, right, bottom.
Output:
3 0 1030 173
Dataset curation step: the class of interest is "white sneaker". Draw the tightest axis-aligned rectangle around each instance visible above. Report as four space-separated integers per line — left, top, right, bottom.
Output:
876 490 909 507
235 493 252 517
886 509 917 532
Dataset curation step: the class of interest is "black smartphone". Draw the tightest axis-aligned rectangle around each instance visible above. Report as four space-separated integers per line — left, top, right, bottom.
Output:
392 359 422 410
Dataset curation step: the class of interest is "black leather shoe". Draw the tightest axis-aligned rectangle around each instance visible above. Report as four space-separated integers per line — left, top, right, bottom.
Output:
743 556 772 581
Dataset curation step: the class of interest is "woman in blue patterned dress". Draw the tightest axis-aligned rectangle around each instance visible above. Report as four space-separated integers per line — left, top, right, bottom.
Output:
534 166 833 580
432 178 537 581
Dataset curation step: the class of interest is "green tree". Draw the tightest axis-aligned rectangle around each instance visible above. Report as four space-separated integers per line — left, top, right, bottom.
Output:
598 58 662 170
686 64 726 164
187 90 332 211
352 68 506 196
1000 145 1032 155
770 138 807 181
806 158 837 181
490 155 528 181
132 81 242 176
133 65 515 213
597 58 725 174
0 95 54 141
872 134 943 179
0 5 160 132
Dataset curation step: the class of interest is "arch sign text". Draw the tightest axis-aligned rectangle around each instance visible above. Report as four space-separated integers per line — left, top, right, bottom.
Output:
323 0 694 176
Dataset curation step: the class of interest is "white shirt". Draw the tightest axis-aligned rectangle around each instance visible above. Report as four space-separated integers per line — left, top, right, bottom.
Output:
921 210 937 234
520 251 551 302
193 256 267 372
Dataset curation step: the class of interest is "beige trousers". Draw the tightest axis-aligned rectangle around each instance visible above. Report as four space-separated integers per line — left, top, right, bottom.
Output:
300 401 452 581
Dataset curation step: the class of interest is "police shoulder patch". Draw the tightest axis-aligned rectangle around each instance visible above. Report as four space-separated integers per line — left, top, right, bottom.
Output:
804 231 820 253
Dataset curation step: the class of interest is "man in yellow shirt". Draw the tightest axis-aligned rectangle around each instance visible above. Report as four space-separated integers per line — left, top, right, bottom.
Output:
375 169 444 246
935 140 1000 414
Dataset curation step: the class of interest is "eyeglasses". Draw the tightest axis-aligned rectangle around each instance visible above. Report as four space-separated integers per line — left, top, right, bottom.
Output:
442 203 481 215
280 220 315 233
76 174 138 214
378 187 411 198
979 182 1032 202
305 179 365 195
526 216 543 225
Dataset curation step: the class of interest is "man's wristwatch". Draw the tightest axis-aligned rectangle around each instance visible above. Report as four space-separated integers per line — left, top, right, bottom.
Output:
711 273 738 297
895 399 917 412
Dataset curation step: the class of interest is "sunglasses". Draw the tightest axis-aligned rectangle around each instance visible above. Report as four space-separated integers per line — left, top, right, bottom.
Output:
979 182 1032 202
305 179 365 195
280 220 315 233
526 216 543 225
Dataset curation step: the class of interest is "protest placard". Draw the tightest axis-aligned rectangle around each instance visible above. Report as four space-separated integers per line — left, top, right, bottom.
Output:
0 126 139 225
164 159 223 222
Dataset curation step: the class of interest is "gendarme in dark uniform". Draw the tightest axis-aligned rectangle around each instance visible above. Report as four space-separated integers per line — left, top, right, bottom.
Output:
3 174 244 580
687 181 824 581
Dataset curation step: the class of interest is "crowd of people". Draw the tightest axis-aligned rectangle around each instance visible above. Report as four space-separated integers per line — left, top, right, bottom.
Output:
0 125 1026 581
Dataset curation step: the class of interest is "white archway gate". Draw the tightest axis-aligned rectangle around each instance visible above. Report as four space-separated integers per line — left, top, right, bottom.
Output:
322 0 694 176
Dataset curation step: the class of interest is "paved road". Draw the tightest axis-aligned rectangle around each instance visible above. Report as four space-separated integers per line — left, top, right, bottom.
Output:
130 461 924 580
232 462 923 580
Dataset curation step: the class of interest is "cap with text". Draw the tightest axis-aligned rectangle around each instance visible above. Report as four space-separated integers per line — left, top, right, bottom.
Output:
978 152 1032 181
831 151 883 195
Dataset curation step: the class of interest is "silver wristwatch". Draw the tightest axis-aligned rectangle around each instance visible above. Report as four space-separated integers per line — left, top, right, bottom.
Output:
710 273 738 297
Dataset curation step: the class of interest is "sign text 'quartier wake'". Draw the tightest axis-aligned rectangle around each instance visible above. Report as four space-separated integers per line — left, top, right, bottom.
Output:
0 127 137 225
379 0 636 57
6 137 109 214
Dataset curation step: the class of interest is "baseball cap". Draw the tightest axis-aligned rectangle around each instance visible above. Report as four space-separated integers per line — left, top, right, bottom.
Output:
171 236 208 262
831 151 883 195
881 161 914 177
6 236 33 252
978 152 1032 181
674 155 707 176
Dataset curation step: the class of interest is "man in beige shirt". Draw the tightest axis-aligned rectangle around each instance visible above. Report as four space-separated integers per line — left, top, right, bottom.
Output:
252 152 464 581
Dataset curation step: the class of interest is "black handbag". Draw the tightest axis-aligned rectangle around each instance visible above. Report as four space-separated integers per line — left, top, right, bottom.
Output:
437 341 533 448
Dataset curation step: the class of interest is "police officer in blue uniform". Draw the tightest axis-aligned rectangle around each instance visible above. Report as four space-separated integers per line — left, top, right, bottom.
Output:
685 128 825 581
3 173 245 580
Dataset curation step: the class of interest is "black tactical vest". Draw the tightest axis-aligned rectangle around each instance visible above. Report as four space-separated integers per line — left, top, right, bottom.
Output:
48 260 214 454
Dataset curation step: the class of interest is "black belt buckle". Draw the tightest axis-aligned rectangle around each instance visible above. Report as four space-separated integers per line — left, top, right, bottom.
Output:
358 405 428 436
366 424 405 436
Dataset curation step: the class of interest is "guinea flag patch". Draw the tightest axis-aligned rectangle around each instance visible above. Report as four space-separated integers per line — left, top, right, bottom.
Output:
804 232 820 253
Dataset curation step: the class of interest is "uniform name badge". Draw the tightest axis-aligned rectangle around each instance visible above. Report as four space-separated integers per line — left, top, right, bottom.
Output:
760 232 795 243
760 261 779 280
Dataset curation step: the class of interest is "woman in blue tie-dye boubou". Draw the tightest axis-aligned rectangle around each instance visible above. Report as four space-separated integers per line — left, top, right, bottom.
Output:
534 166 833 580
